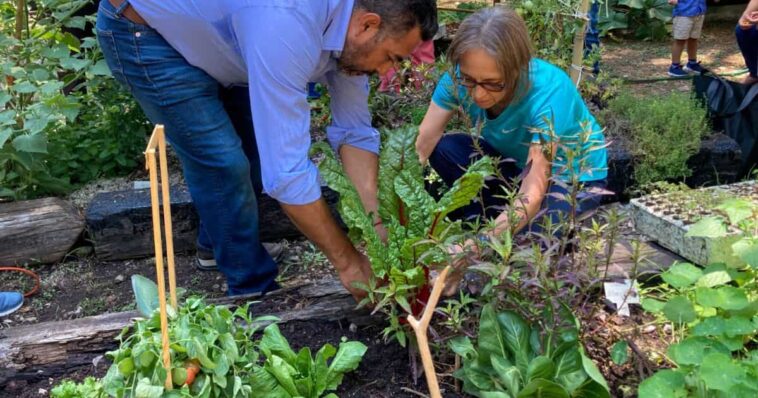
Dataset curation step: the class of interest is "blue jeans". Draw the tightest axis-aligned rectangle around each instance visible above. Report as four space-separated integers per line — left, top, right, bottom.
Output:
736 25 758 79
429 134 606 234
96 0 277 295
584 1 601 74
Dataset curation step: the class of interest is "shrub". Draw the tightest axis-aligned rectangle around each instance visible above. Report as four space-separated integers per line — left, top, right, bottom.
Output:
604 92 710 186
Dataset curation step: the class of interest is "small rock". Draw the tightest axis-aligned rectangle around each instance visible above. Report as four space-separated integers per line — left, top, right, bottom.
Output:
643 325 656 334
38 389 47 395
663 324 673 334
349 323 358 333
115 274 125 283
212 284 220 290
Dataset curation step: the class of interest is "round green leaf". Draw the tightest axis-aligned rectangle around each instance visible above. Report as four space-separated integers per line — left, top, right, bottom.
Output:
663 296 697 324
686 216 728 238
699 352 745 391
638 370 687 398
610 341 628 365
641 298 666 313
696 287 749 311
661 263 703 289
696 270 732 288
667 337 729 366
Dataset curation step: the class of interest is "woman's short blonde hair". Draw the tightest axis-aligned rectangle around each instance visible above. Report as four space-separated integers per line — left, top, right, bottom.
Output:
447 6 532 105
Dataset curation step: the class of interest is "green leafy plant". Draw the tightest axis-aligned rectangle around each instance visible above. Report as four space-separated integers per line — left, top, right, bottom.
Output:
1 0 148 199
602 92 710 186
250 324 367 398
512 0 585 70
599 0 672 40
310 126 494 345
100 297 277 397
51 377 105 398
450 304 610 397
639 197 758 397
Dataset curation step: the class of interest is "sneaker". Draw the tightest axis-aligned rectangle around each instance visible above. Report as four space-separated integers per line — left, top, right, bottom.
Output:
0 291 23 317
684 61 704 75
196 242 286 271
668 64 688 77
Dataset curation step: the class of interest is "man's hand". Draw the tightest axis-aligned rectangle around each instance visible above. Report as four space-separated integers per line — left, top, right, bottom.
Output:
333 252 372 300
668 0 678 5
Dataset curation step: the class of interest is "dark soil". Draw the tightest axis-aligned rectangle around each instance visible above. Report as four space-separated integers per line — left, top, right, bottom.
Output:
4 320 465 398
0 239 333 326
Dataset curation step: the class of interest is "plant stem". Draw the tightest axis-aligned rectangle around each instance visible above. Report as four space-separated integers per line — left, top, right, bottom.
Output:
15 0 27 40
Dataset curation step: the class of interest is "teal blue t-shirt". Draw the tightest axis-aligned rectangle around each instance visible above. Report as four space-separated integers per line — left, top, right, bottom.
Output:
432 58 607 182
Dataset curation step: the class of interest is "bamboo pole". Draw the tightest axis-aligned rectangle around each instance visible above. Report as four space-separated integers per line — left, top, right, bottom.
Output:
406 266 451 398
569 0 592 85
145 125 173 389
156 127 178 309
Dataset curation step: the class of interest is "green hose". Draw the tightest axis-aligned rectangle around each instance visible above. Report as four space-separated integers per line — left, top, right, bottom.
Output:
621 68 750 84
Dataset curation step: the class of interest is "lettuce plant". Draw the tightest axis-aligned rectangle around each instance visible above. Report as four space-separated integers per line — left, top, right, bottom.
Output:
251 324 367 398
450 304 610 398
311 126 494 345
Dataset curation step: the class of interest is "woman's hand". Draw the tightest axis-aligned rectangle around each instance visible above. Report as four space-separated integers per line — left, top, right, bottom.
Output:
439 238 482 296
740 11 758 29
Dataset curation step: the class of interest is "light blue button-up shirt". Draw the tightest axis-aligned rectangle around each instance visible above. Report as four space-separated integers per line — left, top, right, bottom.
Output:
129 0 378 205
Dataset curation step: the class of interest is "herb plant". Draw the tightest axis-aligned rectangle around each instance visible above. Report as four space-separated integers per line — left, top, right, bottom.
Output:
450 304 611 397
311 126 494 345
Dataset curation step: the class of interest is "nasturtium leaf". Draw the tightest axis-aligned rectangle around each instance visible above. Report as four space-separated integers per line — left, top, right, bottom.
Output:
663 296 697 324
699 352 745 391
661 263 702 288
641 298 666 313
637 370 687 398
134 378 163 398
12 133 48 153
732 239 758 268
716 199 754 225
667 336 729 366
697 270 732 288
696 286 749 311
686 216 728 238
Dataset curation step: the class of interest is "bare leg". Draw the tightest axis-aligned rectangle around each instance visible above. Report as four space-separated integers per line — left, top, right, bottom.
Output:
672 39 687 65
686 38 698 62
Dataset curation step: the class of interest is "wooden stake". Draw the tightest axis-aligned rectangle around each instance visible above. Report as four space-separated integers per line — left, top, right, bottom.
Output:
569 0 592 85
407 266 450 398
145 125 173 389
156 127 178 309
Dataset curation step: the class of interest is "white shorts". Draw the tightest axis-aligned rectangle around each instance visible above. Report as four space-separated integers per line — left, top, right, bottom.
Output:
672 15 705 40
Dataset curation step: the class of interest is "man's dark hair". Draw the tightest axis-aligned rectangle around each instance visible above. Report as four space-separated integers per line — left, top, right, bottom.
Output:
355 0 438 41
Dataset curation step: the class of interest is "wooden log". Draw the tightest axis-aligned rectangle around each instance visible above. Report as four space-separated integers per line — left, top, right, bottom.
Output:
0 279 370 385
85 185 342 261
0 197 84 265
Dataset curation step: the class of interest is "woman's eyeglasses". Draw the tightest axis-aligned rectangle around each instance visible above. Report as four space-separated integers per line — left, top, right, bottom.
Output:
458 76 507 92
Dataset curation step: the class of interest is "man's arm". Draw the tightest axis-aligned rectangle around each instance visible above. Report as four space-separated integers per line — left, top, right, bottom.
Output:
324 71 386 238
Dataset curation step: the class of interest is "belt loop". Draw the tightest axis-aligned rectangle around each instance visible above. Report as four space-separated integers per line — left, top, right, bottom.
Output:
114 0 131 17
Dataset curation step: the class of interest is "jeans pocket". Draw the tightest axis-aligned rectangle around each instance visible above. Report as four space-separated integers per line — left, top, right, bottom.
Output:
96 30 130 91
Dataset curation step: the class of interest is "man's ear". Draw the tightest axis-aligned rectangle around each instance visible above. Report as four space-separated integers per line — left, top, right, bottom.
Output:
351 11 382 42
